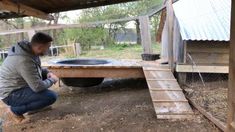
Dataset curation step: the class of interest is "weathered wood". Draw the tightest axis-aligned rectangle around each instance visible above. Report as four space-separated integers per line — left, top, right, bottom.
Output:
147 79 181 89
74 43 82 56
0 0 53 20
187 41 229 54
166 0 174 71
176 64 229 73
144 70 175 79
142 61 193 119
139 16 153 54
48 67 145 78
227 0 235 131
177 73 187 85
150 91 188 101
187 52 229 65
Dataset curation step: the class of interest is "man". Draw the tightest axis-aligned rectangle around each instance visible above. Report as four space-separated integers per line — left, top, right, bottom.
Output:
0 32 59 123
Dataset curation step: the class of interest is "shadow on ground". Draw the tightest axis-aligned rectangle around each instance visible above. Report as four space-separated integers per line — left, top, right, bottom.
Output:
3 78 220 132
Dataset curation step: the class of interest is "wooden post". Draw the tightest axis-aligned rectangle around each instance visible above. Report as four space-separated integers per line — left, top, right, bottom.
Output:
139 15 153 54
167 0 174 71
226 0 235 131
74 43 81 57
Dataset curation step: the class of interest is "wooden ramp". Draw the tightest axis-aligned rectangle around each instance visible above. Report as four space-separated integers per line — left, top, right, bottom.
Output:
141 61 193 119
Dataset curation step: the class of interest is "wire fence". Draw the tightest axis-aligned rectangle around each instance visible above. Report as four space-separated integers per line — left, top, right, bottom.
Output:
182 53 228 123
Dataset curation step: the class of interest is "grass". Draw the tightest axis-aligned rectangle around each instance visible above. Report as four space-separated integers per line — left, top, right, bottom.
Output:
78 44 161 59
41 43 161 62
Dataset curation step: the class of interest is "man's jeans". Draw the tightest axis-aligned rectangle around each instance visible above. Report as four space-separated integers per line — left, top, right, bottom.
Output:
2 87 57 115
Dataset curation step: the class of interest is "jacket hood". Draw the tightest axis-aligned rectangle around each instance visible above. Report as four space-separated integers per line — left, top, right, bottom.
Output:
8 41 34 57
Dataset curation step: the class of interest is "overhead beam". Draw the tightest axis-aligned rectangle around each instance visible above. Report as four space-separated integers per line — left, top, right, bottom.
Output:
0 0 53 20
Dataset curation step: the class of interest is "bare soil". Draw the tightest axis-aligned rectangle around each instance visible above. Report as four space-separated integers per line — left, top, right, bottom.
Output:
183 74 228 123
1 79 220 132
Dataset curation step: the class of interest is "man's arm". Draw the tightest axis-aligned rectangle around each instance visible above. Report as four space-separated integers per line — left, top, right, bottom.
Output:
17 58 57 92
41 68 49 80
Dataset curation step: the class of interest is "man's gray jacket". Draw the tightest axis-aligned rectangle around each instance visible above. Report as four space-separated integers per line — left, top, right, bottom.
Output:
0 41 56 99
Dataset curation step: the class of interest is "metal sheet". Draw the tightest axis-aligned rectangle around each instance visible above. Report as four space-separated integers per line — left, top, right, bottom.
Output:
173 0 231 41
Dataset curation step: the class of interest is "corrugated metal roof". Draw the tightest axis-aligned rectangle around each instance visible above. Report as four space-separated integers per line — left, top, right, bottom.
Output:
173 0 231 41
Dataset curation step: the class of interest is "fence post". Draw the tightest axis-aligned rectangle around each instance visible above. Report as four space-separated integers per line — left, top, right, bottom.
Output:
74 43 81 57
139 15 153 54
166 0 174 72
226 0 235 131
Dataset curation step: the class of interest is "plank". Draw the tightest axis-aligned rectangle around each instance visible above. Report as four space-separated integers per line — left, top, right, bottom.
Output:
186 52 229 64
48 67 145 78
176 64 229 73
139 16 153 54
157 115 193 119
150 91 188 101
0 0 53 20
144 70 175 79
153 102 192 114
142 61 193 119
149 88 182 91
147 80 180 89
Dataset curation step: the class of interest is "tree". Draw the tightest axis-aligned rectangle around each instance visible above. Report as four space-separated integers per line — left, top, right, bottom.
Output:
78 0 163 45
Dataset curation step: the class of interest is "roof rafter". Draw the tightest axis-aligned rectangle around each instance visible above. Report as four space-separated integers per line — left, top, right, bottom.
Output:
0 0 53 20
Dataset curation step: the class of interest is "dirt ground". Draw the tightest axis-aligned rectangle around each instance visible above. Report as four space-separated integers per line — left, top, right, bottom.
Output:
183 74 228 123
1 79 220 132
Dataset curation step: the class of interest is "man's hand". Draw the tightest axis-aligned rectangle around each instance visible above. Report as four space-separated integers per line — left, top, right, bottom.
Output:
47 73 59 84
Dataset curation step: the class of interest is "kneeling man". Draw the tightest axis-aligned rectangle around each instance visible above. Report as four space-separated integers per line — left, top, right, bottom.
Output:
0 32 59 123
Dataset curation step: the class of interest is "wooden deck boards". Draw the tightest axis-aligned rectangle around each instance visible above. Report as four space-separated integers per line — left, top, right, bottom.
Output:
44 59 193 119
141 61 193 119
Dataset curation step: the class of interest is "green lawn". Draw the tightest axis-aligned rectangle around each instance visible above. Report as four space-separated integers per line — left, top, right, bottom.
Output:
78 44 161 59
41 43 161 63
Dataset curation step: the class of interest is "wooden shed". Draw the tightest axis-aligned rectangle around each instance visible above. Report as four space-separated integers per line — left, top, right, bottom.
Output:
160 0 231 74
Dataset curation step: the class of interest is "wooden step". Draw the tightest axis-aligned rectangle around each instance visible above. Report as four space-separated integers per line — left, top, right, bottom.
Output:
142 61 193 119
147 80 181 89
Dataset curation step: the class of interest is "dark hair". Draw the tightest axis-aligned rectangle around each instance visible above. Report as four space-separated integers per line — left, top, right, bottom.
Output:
31 32 53 45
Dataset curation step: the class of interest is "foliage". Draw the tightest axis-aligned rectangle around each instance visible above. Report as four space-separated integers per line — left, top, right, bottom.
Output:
58 27 111 51
0 0 163 57
80 43 161 59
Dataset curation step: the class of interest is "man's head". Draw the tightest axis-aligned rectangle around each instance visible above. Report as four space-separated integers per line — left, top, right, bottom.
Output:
30 32 53 56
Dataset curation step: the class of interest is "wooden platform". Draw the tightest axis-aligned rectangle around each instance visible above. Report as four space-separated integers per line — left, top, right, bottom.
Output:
43 59 193 119
176 64 229 73
42 59 145 78
141 61 193 119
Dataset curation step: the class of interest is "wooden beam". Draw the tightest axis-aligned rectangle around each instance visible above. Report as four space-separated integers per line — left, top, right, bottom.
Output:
47 67 145 78
166 0 174 71
176 64 229 73
139 15 153 54
226 0 235 131
0 0 53 20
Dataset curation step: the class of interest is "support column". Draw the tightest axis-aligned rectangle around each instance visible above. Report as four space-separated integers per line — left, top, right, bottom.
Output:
226 0 235 131
139 15 153 54
166 0 174 71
